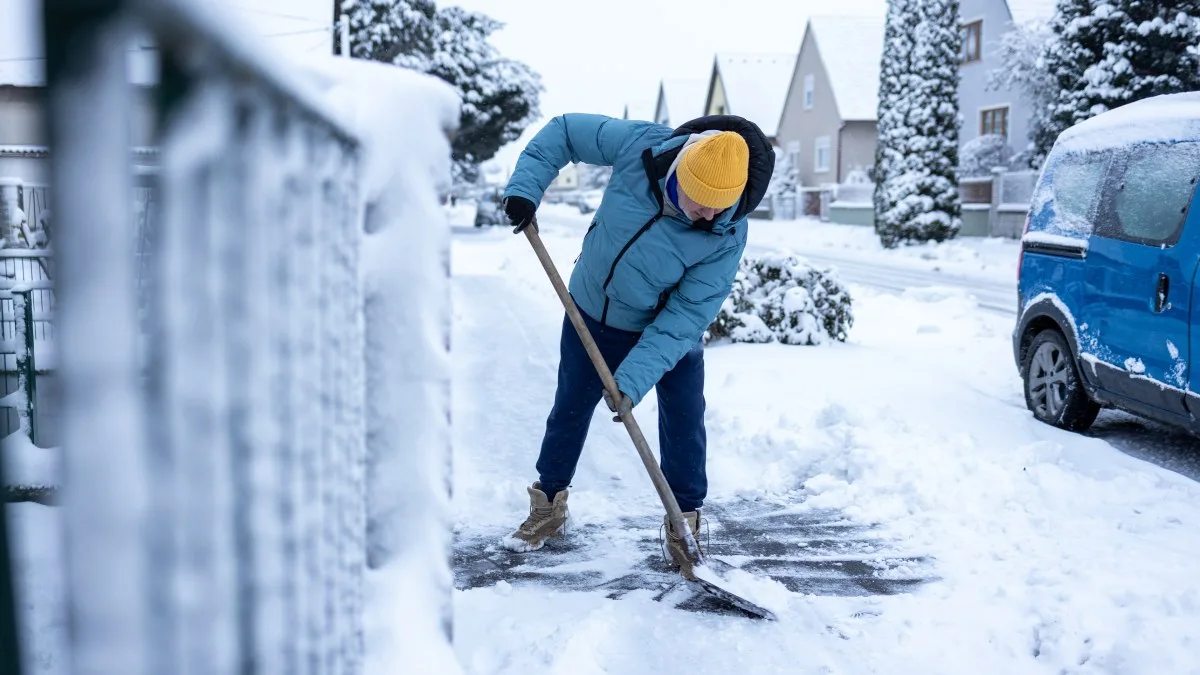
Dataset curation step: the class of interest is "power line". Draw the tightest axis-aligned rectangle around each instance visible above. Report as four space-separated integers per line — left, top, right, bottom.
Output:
0 27 331 63
213 3 331 25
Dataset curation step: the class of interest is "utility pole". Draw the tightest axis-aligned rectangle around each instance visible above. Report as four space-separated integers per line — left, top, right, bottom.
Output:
332 0 343 55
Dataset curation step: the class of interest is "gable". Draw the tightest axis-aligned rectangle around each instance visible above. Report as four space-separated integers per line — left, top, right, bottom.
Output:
710 53 795 137
807 15 885 122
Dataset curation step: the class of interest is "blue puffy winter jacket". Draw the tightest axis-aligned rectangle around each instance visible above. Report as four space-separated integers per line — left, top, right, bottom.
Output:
504 113 775 405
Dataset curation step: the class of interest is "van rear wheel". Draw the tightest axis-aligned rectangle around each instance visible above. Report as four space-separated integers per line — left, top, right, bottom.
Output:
1022 329 1100 431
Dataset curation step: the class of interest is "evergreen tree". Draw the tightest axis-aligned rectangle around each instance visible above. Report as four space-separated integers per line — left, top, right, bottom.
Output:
344 0 542 180
873 0 919 221
1037 0 1200 162
988 19 1056 168
875 0 962 248
343 0 437 64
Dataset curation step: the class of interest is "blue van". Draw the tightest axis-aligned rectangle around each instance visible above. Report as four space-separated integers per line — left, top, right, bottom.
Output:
1015 92 1200 432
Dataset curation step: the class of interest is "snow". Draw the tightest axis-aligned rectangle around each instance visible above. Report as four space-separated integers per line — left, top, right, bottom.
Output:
750 218 1020 284
1021 231 1091 249
1005 0 1059 26
807 14 887 122
1055 93 1200 154
6 503 68 674
713 53 797 137
305 54 462 675
657 77 710 126
451 208 1200 674
1 432 59 489
1125 357 1146 374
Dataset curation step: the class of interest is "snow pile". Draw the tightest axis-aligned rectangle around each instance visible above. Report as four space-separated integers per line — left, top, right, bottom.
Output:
706 252 852 346
306 55 462 675
1 432 59 490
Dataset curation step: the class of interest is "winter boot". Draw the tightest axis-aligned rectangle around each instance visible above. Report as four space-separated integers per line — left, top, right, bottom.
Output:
500 481 569 552
663 510 703 580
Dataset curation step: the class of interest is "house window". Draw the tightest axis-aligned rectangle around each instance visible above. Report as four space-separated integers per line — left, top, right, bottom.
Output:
980 106 1009 138
961 20 982 63
814 136 832 173
786 140 800 168
803 74 815 109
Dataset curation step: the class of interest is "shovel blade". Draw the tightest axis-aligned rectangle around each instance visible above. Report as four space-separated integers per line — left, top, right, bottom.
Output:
687 558 779 621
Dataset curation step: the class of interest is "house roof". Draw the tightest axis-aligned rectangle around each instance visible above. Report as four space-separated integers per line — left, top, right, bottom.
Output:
710 52 796 138
657 77 709 127
1005 0 1058 25
805 15 886 122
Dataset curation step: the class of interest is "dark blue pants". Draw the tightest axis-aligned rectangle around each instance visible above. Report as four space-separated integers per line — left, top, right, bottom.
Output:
536 307 707 512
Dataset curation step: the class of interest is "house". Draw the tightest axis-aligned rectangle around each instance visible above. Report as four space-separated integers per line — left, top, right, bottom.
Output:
653 77 709 127
957 0 1057 159
776 15 886 189
702 53 796 144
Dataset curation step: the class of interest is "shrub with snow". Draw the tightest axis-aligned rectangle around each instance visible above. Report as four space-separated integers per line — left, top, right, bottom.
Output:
958 133 1012 178
706 253 853 346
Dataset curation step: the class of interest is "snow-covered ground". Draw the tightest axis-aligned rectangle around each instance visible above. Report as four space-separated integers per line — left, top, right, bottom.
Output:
751 218 1021 283
451 207 1200 674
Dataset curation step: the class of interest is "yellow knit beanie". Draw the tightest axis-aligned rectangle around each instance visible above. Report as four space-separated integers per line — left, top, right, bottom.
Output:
676 131 749 210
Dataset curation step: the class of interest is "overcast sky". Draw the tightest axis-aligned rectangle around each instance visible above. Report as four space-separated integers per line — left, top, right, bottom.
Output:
446 0 886 169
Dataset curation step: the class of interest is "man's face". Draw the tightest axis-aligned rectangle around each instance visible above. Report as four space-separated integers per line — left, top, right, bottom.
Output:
677 188 724 223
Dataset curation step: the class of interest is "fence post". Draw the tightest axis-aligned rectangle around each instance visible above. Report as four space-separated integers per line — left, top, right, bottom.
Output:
0 179 20 249
14 290 36 445
0 444 22 675
989 167 1004 237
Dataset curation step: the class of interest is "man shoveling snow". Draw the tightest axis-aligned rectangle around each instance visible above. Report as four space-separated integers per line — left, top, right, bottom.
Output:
497 112 774 580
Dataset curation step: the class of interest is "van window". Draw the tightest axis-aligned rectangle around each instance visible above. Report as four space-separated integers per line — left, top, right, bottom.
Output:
1096 141 1200 246
1031 150 1112 236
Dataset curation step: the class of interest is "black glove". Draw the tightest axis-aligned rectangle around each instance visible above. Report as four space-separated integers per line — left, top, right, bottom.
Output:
603 388 633 422
504 196 537 234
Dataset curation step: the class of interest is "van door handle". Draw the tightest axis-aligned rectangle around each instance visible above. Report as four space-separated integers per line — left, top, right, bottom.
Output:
1155 273 1170 312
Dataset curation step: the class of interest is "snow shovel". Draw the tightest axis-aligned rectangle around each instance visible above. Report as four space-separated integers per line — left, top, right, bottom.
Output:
521 217 778 621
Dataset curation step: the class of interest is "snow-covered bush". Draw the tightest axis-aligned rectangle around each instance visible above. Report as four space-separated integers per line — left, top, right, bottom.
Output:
706 253 853 346
958 134 1011 178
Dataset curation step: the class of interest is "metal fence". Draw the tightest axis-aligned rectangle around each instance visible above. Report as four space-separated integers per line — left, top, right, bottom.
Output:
42 1 368 673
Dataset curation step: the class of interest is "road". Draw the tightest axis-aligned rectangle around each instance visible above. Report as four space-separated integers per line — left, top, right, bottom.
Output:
772 246 1200 482
751 245 1020 316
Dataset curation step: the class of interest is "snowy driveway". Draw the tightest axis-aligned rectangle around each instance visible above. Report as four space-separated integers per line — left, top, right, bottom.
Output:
449 208 1200 674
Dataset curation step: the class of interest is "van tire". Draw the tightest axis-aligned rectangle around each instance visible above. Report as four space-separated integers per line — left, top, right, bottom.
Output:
1022 329 1100 431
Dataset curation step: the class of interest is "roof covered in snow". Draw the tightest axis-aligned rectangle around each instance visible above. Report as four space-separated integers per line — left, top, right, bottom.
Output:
657 77 709 127
1005 0 1058 25
712 52 797 138
806 15 886 122
1055 92 1200 153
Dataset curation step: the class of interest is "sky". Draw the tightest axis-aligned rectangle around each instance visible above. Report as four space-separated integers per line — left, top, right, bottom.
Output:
445 0 888 170
4 0 885 169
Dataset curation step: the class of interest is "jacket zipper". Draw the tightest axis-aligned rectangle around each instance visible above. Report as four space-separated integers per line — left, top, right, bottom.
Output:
600 214 662 325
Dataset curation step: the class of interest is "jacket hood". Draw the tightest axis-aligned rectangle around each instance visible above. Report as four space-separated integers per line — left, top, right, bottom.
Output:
666 115 775 223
